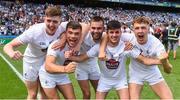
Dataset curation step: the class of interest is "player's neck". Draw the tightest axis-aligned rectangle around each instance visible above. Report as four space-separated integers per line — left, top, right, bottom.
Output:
107 42 118 47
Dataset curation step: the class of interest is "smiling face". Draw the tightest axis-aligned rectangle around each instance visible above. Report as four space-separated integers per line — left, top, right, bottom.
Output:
133 23 149 45
44 7 62 36
107 29 121 47
66 28 81 48
44 16 61 35
106 20 121 47
90 21 104 42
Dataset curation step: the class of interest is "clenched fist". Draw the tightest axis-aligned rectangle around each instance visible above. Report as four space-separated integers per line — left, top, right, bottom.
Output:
64 62 78 73
9 50 23 60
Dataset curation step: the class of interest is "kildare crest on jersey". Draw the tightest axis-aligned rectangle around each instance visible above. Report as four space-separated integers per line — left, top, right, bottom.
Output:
106 59 119 69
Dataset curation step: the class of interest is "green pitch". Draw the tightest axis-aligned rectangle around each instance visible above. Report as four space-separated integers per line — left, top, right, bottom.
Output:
0 45 180 99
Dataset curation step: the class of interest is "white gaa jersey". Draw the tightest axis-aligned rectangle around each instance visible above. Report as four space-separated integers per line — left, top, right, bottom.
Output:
87 40 140 80
129 34 166 75
78 32 100 70
120 33 135 42
40 40 70 76
17 22 67 63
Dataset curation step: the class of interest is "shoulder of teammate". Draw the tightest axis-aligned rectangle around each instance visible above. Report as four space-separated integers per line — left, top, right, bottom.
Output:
48 40 60 50
121 33 135 43
86 43 100 58
60 21 68 30
149 34 166 56
17 23 45 44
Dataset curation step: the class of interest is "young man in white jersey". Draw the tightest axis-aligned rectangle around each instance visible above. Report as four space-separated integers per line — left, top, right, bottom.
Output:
128 16 173 99
99 17 173 99
39 21 82 99
73 16 104 99
65 16 131 99
3 7 65 99
65 20 165 99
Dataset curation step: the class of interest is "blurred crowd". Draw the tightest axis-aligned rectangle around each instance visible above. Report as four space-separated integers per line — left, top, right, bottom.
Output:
0 1 179 36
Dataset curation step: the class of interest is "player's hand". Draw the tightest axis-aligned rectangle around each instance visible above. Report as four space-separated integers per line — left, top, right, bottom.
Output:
64 50 73 59
51 39 66 50
72 44 80 54
9 51 23 60
124 41 133 51
163 63 172 74
98 52 108 61
64 62 78 73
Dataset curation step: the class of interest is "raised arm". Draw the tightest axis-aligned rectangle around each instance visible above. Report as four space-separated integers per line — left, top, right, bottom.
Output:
3 38 23 60
45 55 77 74
98 34 108 60
51 32 67 50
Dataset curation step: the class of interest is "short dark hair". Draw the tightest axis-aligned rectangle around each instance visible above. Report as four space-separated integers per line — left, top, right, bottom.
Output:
90 16 104 25
66 21 82 30
132 16 151 26
107 20 121 31
45 6 62 17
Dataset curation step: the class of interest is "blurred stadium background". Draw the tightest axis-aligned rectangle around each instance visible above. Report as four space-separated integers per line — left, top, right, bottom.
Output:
0 0 180 99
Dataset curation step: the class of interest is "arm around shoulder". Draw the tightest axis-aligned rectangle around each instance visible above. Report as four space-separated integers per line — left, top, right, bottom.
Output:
136 55 161 66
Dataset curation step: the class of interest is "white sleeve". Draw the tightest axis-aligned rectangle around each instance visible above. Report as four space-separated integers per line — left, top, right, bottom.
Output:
47 41 59 57
154 40 166 57
125 47 141 58
16 26 34 44
121 33 135 42
86 44 99 58
60 21 68 31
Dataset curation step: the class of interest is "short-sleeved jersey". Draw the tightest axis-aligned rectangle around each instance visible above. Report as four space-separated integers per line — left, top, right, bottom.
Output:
40 40 70 76
77 32 100 69
87 40 140 80
129 34 166 74
17 22 67 63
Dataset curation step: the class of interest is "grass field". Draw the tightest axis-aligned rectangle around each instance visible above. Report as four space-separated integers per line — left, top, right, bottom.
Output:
0 45 180 99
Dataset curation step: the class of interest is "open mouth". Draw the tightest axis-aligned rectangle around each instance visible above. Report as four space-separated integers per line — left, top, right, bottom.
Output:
138 34 144 40
68 39 78 46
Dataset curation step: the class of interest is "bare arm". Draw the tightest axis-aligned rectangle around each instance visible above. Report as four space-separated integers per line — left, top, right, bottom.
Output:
64 50 89 62
51 32 67 50
70 54 89 62
45 55 77 74
136 52 172 74
136 55 161 66
158 52 172 74
98 34 108 60
3 38 23 60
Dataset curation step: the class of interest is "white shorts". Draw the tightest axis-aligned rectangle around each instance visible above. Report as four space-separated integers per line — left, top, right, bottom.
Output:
75 60 100 80
23 57 44 81
97 77 128 92
129 69 164 85
39 70 71 88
